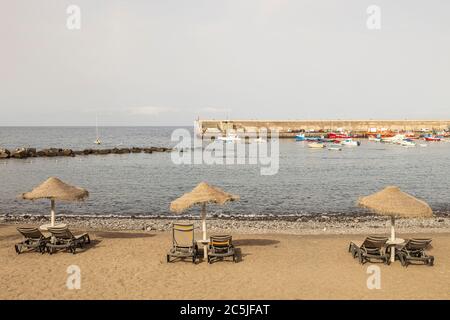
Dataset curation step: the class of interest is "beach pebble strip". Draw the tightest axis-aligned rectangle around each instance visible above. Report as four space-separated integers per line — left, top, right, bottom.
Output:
1 215 449 235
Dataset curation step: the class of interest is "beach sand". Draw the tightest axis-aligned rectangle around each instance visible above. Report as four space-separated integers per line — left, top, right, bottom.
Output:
0 223 449 300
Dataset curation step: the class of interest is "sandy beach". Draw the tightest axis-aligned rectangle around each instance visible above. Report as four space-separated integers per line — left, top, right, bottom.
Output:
1 223 449 300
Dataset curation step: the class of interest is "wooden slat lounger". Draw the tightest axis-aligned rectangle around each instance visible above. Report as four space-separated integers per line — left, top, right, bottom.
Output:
15 227 50 254
46 226 90 254
167 223 198 264
349 236 390 265
207 235 237 264
396 238 434 266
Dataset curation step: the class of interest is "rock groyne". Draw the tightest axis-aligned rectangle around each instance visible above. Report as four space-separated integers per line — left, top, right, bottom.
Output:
0 146 172 160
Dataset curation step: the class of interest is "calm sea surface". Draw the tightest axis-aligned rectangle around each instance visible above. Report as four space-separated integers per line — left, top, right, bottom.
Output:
1 126 449 218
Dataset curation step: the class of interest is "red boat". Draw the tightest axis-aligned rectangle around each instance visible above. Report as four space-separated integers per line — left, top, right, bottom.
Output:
328 132 351 139
425 136 442 142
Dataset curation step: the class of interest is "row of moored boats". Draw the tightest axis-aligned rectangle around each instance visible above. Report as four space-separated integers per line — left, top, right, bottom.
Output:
296 132 449 150
295 133 360 150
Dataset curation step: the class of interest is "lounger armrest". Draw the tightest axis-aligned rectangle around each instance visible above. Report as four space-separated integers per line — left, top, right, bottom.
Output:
74 233 89 240
350 240 363 248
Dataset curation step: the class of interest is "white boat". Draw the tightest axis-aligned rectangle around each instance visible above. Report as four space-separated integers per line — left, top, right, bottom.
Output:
341 139 360 147
308 142 325 149
382 134 405 144
253 137 266 143
94 116 102 145
328 144 342 151
401 140 416 147
217 134 241 142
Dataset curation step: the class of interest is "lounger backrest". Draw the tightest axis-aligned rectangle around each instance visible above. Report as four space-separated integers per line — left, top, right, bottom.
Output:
362 236 388 249
17 227 43 240
406 238 432 250
210 235 232 248
48 226 75 240
173 223 194 248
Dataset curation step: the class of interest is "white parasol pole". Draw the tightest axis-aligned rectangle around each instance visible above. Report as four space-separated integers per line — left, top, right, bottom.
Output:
390 215 396 263
51 199 56 227
201 203 207 241
390 215 395 241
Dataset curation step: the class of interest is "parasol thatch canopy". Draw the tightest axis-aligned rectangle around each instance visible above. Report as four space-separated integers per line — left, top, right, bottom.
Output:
358 186 432 218
170 182 239 213
22 177 89 202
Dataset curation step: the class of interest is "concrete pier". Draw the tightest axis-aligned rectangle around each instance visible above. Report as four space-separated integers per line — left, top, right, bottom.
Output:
196 119 450 137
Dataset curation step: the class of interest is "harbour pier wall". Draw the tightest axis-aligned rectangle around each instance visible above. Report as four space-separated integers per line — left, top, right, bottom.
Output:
196 120 450 137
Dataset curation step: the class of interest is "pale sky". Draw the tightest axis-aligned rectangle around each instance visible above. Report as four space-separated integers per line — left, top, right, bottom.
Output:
1 0 449 126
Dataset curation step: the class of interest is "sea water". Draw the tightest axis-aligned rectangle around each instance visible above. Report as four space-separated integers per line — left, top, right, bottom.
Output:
0 126 449 218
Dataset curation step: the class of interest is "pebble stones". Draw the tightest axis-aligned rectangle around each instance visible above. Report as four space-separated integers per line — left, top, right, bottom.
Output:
2 215 450 235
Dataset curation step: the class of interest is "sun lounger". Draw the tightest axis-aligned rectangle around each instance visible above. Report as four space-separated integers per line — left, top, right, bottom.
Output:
46 226 91 254
207 235 237 263
167 223 198 263
349 236 390 265
396 238 434 266
15 227 50 254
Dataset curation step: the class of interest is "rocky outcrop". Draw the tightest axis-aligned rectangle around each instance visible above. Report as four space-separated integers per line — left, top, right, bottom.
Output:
25 148 37 157
95 149 112 155
11 148 28 159
39 148 58 157
0 149 10 159
83 149 94 155
112 148 130 154
62 149 74 157
0 146 172 159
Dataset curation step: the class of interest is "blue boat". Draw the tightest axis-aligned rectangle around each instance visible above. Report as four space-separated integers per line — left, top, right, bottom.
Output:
296 134 326 142
306 136 325 142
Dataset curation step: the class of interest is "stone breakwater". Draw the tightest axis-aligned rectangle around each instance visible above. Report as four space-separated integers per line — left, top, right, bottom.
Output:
0 146 172 159
197 119 450 138
2 215 450 235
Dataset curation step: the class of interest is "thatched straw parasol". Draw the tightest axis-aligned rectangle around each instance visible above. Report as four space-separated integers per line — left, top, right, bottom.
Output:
358 186 433 240
170 182 239 241
22 177 89 227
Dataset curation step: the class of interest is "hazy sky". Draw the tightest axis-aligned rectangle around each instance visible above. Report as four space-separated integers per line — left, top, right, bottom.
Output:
1 0 449 126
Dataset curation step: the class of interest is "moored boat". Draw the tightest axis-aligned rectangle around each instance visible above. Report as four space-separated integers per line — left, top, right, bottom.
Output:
382 134 405 144
94 115 102 145
340 138 361 146
217 134 241 142
308 142 325 149
327 144 342 151
305 136 325 142
253 137 266 143
328 132 351 139
368 134 382 142
400 139 416 147
424 135 442 142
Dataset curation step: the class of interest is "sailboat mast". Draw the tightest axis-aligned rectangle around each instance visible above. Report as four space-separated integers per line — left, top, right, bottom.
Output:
96 116 99 139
